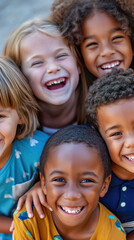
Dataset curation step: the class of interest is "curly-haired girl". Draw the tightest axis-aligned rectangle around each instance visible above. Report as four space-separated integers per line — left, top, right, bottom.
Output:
50 0 134 84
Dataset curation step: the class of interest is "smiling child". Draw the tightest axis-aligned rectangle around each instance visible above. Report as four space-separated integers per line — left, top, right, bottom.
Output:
13 125 126 240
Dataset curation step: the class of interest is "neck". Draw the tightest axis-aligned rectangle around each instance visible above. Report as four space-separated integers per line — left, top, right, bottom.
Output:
38 91 79 129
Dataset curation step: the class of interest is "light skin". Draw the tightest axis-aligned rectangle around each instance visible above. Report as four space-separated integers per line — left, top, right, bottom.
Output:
80 11 133 77
20 31 80 128
97 98 134 181
0 105 22 233
40 143 111 240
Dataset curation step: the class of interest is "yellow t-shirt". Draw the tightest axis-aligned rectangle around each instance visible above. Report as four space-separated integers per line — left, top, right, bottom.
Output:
13 203 126 240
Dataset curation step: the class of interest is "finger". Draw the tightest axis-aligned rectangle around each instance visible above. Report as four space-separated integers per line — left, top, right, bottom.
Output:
39 193 52 212
17 195 26 211
9 220 14 232
25 196 34 218
32 194 45 219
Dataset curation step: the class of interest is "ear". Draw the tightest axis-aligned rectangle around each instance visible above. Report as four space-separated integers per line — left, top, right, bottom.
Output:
99 174 111 198
40 172 47 195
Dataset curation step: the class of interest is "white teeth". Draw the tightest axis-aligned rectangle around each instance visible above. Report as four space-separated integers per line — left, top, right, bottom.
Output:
46 78 65 86
101 61 120 70
126 156 134 161
62 206 82 214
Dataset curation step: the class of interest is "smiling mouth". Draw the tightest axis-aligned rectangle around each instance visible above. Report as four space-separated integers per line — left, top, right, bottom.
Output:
99 61 121 72
60 206 84 214
46 78 66 90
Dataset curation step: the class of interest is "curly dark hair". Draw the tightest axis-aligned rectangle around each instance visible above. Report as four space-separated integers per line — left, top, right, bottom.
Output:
40 124 111 179
50 0 134 69
85 68 134 130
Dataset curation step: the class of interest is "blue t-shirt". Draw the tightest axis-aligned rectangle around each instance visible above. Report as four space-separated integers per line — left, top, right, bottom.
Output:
0 130 49 240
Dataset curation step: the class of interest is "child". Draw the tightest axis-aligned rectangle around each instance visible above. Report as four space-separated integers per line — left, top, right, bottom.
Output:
2 18 87 133
2 18 87 221
50 0 134 82
0 56 49 240
13 125 126 240
85 68 134 239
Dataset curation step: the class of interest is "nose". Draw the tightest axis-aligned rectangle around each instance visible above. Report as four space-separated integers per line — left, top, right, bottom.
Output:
100 42 115 58
46 61 61 74
64 183 81 200
124 132 134 148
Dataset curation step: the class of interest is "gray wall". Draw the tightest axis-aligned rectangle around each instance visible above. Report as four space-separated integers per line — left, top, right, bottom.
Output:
0 0 54 53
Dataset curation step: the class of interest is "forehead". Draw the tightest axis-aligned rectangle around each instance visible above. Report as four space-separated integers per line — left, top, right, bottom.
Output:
45 142 103 172
82 11 121 36
20 31 69 49
97 98 134 125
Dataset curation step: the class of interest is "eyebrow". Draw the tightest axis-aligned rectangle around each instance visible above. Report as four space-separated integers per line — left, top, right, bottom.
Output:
49 170 98 178
105 125 120 134
82 27 122 42
27 47 70 62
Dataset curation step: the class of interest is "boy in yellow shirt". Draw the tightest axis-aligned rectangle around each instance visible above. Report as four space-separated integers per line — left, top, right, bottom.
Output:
13 125 126 240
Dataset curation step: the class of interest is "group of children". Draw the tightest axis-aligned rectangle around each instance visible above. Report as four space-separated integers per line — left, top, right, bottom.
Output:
0 0 134 239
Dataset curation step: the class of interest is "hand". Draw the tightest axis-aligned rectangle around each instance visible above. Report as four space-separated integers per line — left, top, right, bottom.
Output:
127 231 134 240
17 181 52 218
9 220 14 232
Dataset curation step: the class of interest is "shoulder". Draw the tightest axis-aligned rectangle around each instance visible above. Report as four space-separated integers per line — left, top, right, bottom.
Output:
97 203 126 239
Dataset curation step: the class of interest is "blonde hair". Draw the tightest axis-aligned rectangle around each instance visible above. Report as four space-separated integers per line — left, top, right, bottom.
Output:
0 56 39 139
2 18 87 124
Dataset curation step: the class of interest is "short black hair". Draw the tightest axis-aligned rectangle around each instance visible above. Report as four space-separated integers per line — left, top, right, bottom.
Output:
39 125 111 179
86 68 134 130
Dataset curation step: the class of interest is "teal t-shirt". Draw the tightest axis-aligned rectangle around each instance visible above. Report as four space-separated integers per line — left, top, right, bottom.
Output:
0 130 49 240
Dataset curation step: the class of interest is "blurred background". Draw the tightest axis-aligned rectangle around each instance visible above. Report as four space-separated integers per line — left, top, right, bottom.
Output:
0 0 54 53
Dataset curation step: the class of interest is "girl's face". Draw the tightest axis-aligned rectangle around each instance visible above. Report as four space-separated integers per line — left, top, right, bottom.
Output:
0 105 22 169
80 11 133 78
20 31 80 106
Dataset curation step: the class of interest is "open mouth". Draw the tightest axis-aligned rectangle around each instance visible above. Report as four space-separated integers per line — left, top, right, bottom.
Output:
99 61 121 72
60 206 84 214
46 78 67 90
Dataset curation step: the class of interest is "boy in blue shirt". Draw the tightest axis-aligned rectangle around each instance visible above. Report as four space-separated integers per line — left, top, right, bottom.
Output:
86 68 134 240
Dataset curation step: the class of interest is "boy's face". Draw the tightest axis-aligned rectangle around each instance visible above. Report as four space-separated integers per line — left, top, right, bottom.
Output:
20 31 80 106
0 105 22 169
80 11 133 78
40 143 110 231
97 98 134 180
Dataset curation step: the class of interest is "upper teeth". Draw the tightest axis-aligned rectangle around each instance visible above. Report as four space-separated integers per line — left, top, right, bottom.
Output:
62 206 82 214
101 61 120 70
46 78 65 86
126 156 134 161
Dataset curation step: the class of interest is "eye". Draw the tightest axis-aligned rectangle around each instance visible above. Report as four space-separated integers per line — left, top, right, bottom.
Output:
0 114 6 118
110 132 122 137
56 53 69 59
52 177 66 183
31 61 43 67
80 178 95 184
85 42 98 49
112 35 124 42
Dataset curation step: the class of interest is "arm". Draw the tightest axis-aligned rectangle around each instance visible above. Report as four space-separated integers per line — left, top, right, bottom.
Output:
17 181 52 218
0 216 12 233
127 231 134 240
